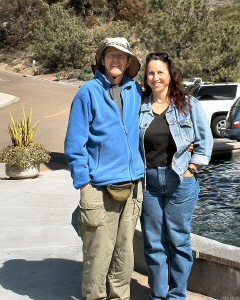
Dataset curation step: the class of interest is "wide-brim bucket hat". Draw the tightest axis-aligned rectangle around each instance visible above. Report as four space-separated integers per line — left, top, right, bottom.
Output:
91 37 141 78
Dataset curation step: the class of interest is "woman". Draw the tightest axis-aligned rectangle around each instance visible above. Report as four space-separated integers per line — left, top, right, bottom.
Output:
139 52 213 300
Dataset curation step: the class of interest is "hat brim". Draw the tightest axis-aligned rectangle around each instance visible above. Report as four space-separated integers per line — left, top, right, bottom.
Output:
92 44 141 78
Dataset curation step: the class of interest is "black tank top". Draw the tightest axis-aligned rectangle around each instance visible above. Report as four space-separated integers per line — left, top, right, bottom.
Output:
144 109 177 167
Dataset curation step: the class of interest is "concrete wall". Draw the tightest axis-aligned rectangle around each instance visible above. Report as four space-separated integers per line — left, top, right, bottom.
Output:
133 224 240 300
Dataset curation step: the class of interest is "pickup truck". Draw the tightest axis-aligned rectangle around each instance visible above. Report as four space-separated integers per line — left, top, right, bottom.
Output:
189 82 240 138
183 77 204 88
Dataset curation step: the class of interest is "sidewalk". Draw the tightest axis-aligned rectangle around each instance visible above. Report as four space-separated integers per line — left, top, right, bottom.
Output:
0 162 82 300
0 162 216 300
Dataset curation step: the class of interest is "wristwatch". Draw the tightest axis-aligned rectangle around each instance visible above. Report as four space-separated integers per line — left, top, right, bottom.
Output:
187 166 196 175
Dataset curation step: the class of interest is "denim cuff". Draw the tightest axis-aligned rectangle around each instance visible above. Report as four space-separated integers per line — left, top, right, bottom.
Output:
190 153 211 166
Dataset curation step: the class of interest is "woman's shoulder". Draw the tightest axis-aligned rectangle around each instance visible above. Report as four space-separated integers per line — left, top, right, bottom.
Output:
185 94 199 105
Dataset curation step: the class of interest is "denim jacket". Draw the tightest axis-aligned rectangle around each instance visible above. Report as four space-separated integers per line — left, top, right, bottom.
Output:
140 94 213 180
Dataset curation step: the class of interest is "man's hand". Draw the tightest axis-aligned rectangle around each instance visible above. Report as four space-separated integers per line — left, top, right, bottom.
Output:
80 183 91 191
187 143 195 152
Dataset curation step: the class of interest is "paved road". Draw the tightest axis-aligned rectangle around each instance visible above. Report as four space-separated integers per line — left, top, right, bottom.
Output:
0 70 80 153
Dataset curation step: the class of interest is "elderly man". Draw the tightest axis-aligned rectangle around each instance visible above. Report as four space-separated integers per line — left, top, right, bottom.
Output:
65 37 144 299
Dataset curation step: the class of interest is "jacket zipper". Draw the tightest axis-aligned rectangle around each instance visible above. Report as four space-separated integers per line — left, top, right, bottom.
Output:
121 90 133 181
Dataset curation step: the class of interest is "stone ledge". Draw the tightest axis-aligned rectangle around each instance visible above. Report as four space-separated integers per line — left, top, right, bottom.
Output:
191 233 240 270
134 221 240 300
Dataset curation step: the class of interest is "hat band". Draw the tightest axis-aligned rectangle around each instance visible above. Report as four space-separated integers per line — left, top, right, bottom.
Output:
105 42 131 51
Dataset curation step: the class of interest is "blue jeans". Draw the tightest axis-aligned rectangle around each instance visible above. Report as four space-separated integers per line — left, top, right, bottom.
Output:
140 167 200 300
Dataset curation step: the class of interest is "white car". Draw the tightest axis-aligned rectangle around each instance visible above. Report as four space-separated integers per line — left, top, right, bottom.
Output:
189 82 240 138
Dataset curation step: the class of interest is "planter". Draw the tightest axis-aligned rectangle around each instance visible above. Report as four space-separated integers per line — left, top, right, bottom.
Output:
5 164 40 179
0 108 51 176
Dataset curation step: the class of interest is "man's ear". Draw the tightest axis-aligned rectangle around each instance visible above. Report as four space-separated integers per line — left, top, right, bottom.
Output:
101 57 105 66
126 57 132 68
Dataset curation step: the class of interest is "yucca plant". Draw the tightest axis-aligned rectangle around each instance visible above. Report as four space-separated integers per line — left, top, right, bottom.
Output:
0 107 50 171
9 107 39 147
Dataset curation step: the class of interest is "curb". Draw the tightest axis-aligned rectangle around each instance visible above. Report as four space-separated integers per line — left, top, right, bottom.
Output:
0 93 20 109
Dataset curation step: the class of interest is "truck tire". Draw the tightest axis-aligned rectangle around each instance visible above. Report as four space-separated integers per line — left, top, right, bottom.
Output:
211 115 226 138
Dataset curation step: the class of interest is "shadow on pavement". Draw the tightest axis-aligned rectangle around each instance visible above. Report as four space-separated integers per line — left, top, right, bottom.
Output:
0 258 83 300
50 152 68 166
0 258 151 300
130 277 150 299
41 152 69 172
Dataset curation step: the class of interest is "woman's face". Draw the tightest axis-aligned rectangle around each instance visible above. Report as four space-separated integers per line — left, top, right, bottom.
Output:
146 59 171 95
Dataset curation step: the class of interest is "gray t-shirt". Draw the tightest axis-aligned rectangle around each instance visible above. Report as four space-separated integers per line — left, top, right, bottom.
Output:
109 84 123 114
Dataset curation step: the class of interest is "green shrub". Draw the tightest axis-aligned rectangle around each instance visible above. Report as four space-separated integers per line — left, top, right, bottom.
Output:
0 144 50 168
33 4 92 71
55 72 61 81
77 66 93 81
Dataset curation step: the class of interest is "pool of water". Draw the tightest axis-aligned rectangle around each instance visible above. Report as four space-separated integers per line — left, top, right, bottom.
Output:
192 152 240 247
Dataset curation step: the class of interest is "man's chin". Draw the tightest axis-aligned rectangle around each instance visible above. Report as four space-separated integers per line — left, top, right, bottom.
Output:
109 70 123 77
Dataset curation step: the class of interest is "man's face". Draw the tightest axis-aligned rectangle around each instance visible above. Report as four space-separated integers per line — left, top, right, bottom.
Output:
102 47 131 82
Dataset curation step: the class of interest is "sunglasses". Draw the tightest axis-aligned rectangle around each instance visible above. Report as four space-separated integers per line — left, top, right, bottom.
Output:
146 52 171 61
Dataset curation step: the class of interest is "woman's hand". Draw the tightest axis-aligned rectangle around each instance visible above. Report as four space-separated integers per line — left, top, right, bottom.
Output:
183 169 195 178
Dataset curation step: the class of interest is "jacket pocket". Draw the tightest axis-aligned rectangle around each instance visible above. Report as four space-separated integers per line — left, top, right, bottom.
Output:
179 118 194 142
89 143 101 176
179 118 193 128
79 185 104 227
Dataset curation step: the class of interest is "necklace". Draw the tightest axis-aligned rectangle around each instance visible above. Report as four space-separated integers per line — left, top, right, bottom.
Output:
152 95 169 104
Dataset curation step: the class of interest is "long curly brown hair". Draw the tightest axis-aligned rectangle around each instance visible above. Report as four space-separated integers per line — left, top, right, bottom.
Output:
143 52 190 112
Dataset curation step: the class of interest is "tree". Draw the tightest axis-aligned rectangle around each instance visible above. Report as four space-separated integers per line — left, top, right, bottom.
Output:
92 21 133 49
141 0 211 58
67 0 110 21
112 0 146 25
196 21 240 81
139 0 240 81
33 3 92 71
0 0 49 47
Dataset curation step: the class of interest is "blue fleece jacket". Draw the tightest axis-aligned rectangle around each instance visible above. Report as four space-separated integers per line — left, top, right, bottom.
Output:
64 69 145 189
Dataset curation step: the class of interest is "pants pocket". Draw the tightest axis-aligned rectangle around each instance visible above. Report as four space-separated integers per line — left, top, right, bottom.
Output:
169 175 199 204
132 197 143 220
132 182 143 219
79 185 105 227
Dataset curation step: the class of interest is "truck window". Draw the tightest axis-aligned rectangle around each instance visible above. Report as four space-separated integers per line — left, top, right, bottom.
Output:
195 85 237 101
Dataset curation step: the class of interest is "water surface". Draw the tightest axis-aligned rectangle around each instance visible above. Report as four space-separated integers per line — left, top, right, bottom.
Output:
192 152 240 247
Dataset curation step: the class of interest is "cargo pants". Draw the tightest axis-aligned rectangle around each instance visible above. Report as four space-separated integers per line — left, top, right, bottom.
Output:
78 182 142 300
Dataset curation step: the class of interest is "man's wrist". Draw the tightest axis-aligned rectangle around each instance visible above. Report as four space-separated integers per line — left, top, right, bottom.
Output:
80 183 91 191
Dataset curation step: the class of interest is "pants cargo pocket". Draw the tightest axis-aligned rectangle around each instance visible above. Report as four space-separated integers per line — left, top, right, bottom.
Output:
79 185 105 227
132 197 143 220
